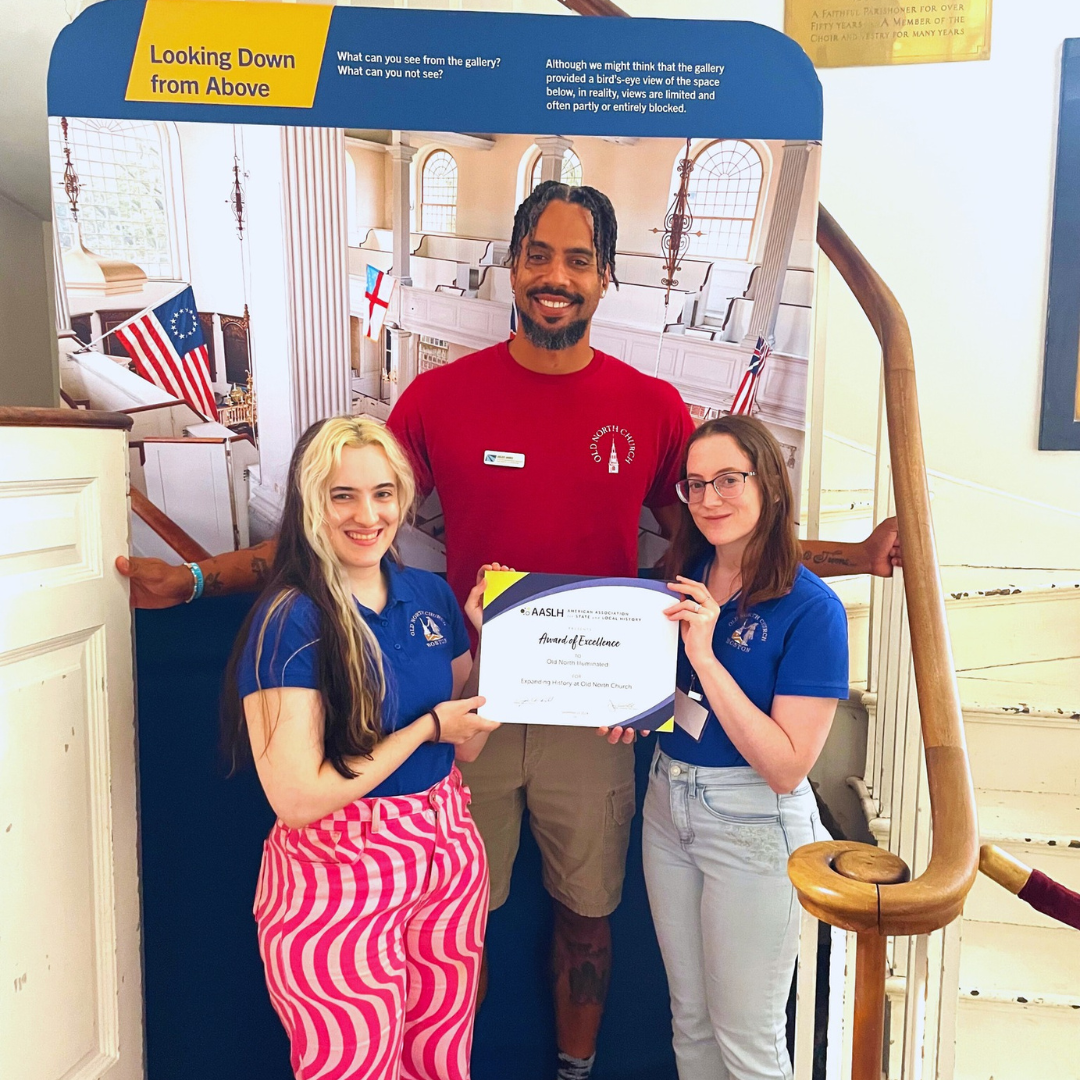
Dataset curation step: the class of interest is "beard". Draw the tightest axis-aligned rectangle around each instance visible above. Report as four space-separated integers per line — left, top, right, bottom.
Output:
517 306 589 350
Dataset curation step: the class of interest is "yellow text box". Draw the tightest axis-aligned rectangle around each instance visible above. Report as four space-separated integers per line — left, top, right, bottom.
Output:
785 0 991 69
126 0 332 107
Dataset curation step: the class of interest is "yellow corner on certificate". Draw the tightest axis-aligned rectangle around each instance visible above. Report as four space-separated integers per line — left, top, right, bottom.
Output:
654 717 675 733
483 569 529 607
126 0 332 107
785 0 991 68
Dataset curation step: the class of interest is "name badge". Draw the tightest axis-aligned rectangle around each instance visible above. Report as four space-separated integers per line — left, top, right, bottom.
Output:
483 451 525 468
674 688 709 741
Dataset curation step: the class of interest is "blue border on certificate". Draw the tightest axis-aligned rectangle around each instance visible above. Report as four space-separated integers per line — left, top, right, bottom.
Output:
484 573 671 623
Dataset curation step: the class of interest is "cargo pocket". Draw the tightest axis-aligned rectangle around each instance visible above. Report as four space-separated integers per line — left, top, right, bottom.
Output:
601 782 637 894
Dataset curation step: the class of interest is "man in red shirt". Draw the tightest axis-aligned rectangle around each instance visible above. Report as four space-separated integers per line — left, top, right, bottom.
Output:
120 182 900 1080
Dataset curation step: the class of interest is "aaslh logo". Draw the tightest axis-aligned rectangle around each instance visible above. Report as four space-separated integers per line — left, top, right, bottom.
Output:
726 614 767 653
409 611 448 646
589 424 636 474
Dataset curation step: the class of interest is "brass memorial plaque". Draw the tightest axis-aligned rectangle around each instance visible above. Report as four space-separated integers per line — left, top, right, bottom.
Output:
785 0 991 68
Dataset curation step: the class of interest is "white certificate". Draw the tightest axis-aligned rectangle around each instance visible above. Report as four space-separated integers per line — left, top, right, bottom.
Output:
477 571 678 731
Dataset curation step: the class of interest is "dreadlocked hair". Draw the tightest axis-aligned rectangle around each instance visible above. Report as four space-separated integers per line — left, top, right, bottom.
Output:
506 181 620 288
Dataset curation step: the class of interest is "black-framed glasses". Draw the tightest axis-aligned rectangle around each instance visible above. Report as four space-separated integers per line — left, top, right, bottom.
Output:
675 472 756 503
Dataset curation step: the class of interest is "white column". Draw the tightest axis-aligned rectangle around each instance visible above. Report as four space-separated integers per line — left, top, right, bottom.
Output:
535 135 573 185
281 126 351 433
389 136 417 286
743 141 811 347
388 326 414 406
245 126 351 539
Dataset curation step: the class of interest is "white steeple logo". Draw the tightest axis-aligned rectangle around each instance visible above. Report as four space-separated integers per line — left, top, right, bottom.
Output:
608 439 619 474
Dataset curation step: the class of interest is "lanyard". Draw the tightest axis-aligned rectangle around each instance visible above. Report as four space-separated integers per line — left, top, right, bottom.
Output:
687 669 704 703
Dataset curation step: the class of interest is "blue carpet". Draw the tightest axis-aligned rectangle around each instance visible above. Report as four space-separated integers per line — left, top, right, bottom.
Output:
135 594 677 1080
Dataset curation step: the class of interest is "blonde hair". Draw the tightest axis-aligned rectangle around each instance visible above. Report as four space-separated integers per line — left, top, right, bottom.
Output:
232 417 419 775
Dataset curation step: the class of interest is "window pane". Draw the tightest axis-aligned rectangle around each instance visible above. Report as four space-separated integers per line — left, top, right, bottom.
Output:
50 118 174 278
683 140 763 261
421 150 458 234
530 149 583 191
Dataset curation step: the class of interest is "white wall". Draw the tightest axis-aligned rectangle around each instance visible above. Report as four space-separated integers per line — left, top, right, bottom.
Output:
0 192 58 406
345 140 388 234
177 123 249 318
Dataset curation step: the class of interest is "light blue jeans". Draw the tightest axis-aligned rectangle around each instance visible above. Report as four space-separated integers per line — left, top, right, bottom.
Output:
642 750 827 1080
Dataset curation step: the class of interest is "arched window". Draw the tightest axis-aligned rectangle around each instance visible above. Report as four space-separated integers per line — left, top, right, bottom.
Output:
530 148 583 192
683 140 764 261
420 150 458 233
49 117 180 278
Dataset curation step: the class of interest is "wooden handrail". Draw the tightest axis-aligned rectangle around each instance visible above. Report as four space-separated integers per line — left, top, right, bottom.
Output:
980 842 1080 930
787 208 979 937
130 486 210 563
979 843 1031 894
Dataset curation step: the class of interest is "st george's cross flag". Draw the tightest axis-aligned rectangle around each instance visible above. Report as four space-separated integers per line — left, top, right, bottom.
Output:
114 287 217 420
729 336 772 416
364 265 396 340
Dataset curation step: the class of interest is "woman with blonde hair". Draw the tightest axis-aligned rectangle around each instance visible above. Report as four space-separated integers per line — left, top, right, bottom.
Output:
223 416 499 1080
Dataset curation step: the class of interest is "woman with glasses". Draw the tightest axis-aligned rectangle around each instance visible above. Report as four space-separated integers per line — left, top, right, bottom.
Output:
222 417 500 1080
611 415 848 1080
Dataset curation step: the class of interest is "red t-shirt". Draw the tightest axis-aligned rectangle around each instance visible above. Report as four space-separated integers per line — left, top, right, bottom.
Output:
386 341 695 608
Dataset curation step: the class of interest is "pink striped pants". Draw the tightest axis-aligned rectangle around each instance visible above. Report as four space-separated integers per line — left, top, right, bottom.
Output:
254 769 489 1080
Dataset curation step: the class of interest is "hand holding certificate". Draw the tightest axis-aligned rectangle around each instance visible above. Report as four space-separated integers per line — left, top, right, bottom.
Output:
477 570 678 732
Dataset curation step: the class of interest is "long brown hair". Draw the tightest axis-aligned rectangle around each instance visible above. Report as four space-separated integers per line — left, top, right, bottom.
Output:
663 415 801 616
222 417 416 778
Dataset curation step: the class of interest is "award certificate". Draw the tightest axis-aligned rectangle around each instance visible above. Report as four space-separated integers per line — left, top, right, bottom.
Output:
478 571 678 731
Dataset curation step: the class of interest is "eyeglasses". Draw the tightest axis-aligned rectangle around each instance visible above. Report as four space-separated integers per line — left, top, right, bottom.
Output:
675 472 756 503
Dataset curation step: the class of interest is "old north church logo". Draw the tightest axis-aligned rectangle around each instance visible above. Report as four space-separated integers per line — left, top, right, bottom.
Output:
589 425 636 474
727 614 767 653
409 611 448 646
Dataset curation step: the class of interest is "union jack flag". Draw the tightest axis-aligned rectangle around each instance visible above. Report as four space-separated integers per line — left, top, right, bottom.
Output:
114 286 217 419
729 336 772 416
364 265 395 341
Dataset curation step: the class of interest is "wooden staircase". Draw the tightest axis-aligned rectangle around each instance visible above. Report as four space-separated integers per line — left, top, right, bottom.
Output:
848 578 1080 1079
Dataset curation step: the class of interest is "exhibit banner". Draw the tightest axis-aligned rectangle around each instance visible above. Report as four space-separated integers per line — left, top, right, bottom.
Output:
48 1 825 568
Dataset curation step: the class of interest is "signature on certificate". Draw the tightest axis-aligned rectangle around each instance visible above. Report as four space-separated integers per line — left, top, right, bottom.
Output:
608 700 635 712
514 696 555 706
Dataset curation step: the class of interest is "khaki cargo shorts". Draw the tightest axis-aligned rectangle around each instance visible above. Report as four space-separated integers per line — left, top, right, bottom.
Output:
457 723 636 918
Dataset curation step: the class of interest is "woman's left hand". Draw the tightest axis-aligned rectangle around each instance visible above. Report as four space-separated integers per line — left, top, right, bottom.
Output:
464 562 515 633
664 576 720 664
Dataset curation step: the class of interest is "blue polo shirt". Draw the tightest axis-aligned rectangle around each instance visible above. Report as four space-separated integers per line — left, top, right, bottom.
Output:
659 562 849 769
237 560 471 797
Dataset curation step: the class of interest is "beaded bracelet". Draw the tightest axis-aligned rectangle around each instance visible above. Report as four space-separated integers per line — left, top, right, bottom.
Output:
184 562 205 603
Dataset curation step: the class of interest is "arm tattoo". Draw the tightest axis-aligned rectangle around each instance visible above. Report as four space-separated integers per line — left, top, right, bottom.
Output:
251 556 270 584
802 548 857 569
203 571 223 596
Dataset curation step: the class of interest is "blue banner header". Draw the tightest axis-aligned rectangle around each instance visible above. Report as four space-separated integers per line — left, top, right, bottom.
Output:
49 1 822 140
